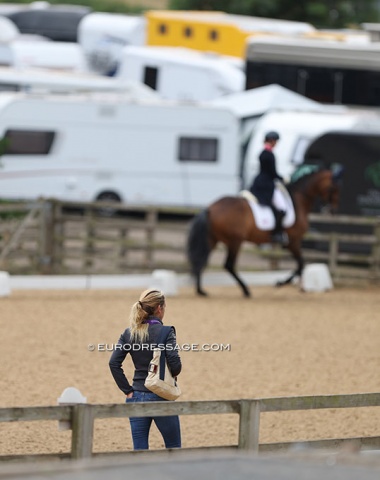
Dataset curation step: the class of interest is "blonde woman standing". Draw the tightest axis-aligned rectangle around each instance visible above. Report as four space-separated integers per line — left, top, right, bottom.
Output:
109 289 182 450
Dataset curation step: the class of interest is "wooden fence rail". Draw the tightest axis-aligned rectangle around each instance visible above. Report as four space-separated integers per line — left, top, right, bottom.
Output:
0 393 379 461
0 200 380 282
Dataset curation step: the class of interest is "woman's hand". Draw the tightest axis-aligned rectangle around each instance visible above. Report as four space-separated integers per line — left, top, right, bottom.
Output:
126 392 133 399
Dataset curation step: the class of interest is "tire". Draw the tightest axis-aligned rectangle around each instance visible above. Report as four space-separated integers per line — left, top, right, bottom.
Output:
96 191 121 217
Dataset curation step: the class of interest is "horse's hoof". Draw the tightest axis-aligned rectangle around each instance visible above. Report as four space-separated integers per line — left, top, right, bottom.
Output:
197 289 208 297
275 281 283 288
243 290 251 298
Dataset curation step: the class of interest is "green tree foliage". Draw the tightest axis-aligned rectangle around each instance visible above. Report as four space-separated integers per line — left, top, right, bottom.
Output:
2 0 378 25
168 0 380 28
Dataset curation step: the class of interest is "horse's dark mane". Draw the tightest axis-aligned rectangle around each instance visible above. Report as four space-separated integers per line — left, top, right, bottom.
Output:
287 168 326 194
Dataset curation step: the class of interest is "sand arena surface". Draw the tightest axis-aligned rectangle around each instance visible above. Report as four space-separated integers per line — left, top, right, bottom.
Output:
0 284 379 455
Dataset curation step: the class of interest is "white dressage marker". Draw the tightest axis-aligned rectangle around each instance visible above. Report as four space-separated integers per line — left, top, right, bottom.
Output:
0 271 11 297
301 264 333 292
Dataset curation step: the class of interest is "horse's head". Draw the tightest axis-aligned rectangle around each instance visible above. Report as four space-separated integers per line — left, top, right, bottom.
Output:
290 164 344 214
316 165 344 214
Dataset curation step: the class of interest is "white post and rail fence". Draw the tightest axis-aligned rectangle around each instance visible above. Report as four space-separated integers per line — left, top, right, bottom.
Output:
0 393 379 461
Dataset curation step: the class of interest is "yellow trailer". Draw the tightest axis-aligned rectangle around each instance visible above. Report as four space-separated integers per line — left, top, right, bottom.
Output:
145 10 315 58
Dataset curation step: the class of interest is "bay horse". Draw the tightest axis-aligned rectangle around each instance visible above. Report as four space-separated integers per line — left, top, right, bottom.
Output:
187 167 343 297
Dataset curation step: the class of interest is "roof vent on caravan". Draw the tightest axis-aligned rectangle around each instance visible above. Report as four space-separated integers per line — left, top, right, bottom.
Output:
0 41 89 72
30 1 50 9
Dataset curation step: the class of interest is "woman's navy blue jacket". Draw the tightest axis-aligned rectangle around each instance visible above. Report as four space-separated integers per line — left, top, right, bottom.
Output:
109 319 182 395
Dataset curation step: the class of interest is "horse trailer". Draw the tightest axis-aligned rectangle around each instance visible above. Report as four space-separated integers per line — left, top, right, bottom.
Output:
303 130 380 217
301 130 380 254
245 36 380 107
0 91 240 208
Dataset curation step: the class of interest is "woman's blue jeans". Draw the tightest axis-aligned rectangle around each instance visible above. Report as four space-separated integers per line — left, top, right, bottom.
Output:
126 390 181 450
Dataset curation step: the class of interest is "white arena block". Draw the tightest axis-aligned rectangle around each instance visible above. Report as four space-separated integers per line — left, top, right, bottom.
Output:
150 269 178 296
301 264 333 292
0 271 11 297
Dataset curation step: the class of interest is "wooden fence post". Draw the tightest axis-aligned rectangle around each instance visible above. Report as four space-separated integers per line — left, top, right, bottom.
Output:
238 400 261 453
328 232 338 274
145 209 158 268
39 199 55 274
371 222 380 281
52 202 64 274
71 404 94 459
83 207 95 272
119 226 128 263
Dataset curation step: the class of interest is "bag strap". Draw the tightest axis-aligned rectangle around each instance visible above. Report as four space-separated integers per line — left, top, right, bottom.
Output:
157 326 174 381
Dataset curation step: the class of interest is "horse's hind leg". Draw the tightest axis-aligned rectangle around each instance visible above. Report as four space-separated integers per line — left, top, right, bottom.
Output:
195 269 207 297
194 236 217 297
276 240 304 287
224 243 251 297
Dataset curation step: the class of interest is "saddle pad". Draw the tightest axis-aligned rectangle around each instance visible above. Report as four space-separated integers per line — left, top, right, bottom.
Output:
240 185 296 231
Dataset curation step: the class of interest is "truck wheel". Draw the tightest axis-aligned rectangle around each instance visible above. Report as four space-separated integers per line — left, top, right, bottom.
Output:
96 191 121 216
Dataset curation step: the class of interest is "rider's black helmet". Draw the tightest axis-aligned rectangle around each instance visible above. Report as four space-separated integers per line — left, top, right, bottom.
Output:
265 131 280 142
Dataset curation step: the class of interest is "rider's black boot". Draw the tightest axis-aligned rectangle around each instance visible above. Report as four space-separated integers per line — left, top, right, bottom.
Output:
270 206 288 245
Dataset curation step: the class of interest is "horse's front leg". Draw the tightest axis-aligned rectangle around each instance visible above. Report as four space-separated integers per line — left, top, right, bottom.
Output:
276 239 304 287
224 242 251 297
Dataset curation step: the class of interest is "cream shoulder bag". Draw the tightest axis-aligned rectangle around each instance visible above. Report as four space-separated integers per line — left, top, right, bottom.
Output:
144 326 181 401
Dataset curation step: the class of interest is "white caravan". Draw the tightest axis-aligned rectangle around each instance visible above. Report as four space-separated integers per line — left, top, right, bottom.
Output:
0 91 240 208
116 46 245 101
0 15 19 42
0 66 159 96
77 12 146 75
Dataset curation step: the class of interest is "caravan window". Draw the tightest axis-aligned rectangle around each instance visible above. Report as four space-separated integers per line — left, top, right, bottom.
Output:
158 23 167 35
144 66 158 90
2 129 55 155
0 83 20 92
183 26 193 38
179 137 218 162
209 29 219 41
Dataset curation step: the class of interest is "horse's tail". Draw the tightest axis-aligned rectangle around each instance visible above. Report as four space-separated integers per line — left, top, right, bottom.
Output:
187 209 211 276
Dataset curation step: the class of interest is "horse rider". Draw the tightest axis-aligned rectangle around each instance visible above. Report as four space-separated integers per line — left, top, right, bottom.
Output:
249 131 288 245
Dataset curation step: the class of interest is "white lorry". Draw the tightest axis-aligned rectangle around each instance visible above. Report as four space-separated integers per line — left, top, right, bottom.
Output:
242 108 380 186
210 85 380 186
0 91 240 208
